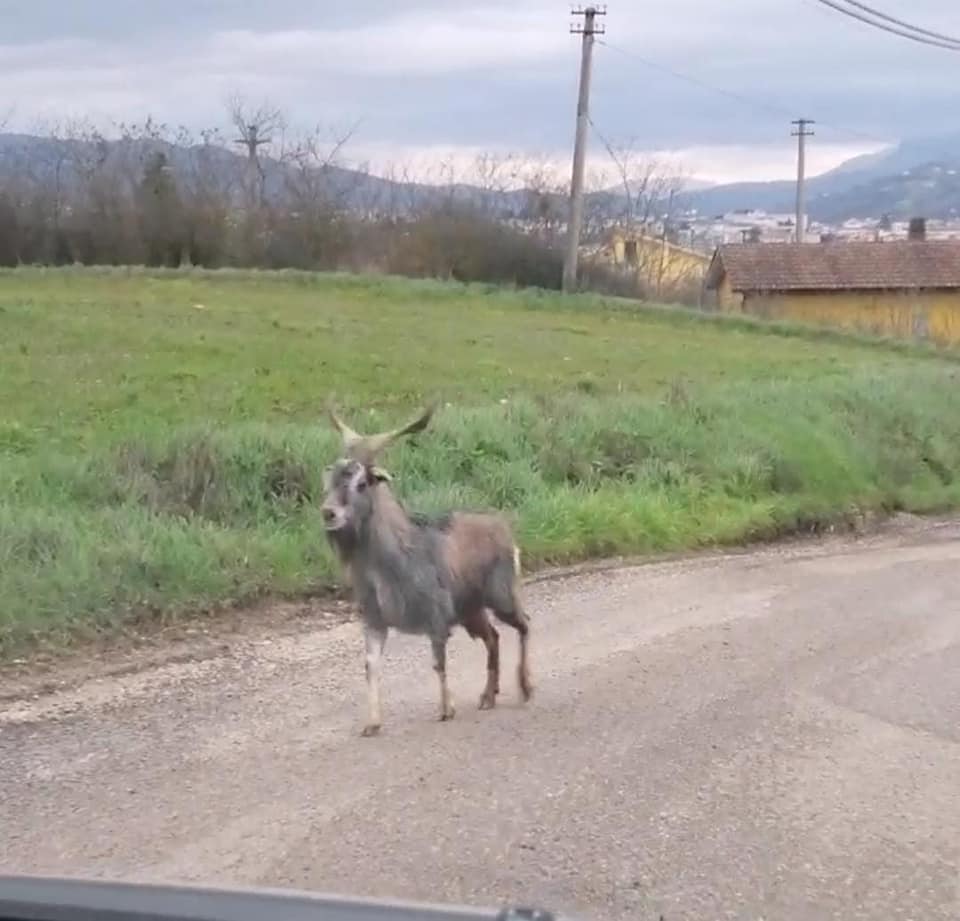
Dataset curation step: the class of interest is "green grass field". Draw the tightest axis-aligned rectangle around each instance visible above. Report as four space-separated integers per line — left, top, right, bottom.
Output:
2 266 960 654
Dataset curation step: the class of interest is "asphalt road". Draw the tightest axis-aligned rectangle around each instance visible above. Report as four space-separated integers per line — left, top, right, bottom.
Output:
2 520 959 921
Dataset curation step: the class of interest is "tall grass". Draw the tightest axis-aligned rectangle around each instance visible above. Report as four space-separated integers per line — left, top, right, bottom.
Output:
3 367 959 654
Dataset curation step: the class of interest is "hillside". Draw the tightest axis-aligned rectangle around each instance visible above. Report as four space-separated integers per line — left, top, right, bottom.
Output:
2 266 960 655
0 130 552 219
3 129 960 224
679 133 960 220
812 161 960 223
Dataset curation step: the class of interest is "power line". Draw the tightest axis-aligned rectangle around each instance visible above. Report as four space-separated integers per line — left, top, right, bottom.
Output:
810 0 960 50
598 38 791 120
836 0 960 45
596 38 887 146
586 114 614 159
587 112 647 192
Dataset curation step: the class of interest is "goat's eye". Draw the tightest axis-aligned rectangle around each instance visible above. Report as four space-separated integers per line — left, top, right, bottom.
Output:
356 479 367 493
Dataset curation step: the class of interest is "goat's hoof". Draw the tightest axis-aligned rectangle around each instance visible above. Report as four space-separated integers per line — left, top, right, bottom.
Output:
478 692 497 710
518 672 534 703
439 706 456 722
361 724 382 737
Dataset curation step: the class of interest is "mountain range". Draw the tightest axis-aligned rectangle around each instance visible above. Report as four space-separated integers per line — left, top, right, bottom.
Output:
678 133 960 222
1 130 959 224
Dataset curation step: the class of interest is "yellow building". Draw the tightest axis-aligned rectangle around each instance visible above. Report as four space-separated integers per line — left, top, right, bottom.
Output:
703 238 960 346
602 230 710 296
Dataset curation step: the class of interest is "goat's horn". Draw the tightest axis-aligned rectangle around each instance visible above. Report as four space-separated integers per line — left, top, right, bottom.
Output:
326 399 364 451
358 401 437 458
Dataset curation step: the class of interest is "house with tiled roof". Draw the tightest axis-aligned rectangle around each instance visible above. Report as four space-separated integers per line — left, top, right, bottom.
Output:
704 224 960 345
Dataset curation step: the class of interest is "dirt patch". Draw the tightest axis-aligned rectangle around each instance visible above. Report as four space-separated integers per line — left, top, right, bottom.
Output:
0 597 354 704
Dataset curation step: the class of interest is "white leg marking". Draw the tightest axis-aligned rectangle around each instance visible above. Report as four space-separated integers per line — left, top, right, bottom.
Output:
362 625 387 736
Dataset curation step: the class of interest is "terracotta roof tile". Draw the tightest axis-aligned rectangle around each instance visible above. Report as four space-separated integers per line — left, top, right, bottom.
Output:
707 241 960 292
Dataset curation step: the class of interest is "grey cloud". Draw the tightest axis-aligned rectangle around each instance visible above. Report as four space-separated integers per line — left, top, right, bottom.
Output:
0 0 511 42
0 0 956 158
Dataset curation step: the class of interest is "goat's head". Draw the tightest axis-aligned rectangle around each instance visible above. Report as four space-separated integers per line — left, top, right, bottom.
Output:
320 400 435 533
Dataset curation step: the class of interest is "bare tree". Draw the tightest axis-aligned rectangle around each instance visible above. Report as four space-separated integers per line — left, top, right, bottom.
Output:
11 116 107 262
583 135 694 297
470 150 524 219
69 118 146 263
597 136 687 236
370 160 407 219
280 120 361 209
172 125 238 266
273 120 363 268
226 92 285 208
514 153 566 243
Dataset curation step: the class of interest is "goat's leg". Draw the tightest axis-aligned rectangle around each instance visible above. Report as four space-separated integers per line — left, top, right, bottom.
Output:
516 613 533 702
361 624 387 737
491 597 533 703
478 617 500 710
431 636 456 722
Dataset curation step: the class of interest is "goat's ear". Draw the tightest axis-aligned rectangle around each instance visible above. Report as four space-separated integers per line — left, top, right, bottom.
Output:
369 465 392 483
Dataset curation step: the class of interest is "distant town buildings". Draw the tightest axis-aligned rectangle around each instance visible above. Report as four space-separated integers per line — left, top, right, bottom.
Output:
669 210 960 254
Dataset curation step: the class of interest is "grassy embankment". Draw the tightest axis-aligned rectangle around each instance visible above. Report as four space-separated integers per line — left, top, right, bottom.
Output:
2 266 959 654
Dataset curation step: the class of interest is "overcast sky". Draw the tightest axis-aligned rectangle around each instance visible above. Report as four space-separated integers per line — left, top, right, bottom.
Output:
0 0 957 183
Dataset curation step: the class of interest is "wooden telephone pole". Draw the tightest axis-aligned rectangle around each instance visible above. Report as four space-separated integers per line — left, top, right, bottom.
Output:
562 5 606 293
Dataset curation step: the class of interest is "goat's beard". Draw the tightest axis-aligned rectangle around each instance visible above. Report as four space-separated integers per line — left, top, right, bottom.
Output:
325 520 360 562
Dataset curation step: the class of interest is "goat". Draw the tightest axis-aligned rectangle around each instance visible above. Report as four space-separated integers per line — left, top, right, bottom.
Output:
320 401 533 736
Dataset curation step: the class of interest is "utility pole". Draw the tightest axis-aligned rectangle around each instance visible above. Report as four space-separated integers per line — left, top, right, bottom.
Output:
791 118 815 244
235 123 272 164
562 5 606 293
234 123 272 207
